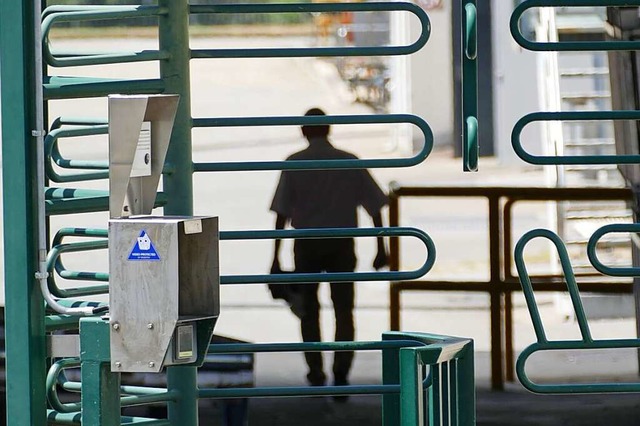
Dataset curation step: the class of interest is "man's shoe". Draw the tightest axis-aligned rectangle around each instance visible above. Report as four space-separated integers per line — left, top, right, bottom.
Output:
332 378 349 403
307 371 326 387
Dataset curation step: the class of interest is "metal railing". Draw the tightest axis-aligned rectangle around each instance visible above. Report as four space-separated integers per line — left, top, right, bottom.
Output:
388 184 633 390
45 323 474 426
0 0 479 424
515 228 640 394
510 0 640 395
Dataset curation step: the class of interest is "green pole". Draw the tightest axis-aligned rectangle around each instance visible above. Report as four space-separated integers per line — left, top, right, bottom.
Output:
0 1 47 425
158 1 198 424
382 334 401 426
80 318 121 426
159 0 194 216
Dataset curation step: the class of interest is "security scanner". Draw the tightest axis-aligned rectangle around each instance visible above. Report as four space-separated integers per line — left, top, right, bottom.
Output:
107 95 219 373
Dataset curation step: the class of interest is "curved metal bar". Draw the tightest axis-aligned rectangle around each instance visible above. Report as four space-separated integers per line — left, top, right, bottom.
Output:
45 226 435 300
44 76 166 100
510 0 640 52
221 227 435 284
464 3 477 61
42 6 169 67
200 383 399 399
512 111 640 165
588 223 638 277
46 228 109 299
46 358 178 414
517 340 640 394
464 116 478 172
50 116 108 128
193 114 433 172
190 2 430 59
46 358 81 414
42 4 144 20
45 188 109 200
462 0 478 173
46 410 171 426
514 229 592 344
44 125 109 183
47 240 109 298
207 340 422 354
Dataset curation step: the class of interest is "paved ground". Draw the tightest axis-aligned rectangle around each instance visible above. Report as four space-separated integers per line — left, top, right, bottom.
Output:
3 35 640 424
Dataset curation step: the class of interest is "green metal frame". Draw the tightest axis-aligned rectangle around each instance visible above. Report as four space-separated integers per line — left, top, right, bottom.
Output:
1 0 479 424
461 0 478 172
509 1 640 394
0 1 47 424
515 229 640 394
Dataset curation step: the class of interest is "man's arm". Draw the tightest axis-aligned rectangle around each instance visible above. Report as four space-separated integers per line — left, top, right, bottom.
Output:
271 213 288 273
372 211 388 270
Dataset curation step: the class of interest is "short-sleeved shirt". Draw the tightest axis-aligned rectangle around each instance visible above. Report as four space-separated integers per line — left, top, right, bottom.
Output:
270 140 388 229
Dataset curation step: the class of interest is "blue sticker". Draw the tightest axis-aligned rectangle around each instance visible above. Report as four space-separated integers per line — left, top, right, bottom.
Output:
128 230 160 261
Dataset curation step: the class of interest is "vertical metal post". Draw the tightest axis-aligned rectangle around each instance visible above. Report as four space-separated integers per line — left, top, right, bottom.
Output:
488 196 504 390
0 1 47 424
503 200 515 381
462 0 478 171
458 343 476 426
441 362 450 425
399 349 423 426
159 0 194 215
504 292 515 381
449 361 459 426
430 363 442 426
382 333 401 426
389 191 401 331
158 1 198 424
80 318 121 426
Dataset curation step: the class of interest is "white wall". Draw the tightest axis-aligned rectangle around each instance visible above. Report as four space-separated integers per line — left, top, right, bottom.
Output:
491 0 543 165
392 3 454 152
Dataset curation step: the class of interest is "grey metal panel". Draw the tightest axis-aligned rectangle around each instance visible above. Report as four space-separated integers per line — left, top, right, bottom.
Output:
178 217 220 318
109 216 219 373
109 218 180 372
108 94 179 218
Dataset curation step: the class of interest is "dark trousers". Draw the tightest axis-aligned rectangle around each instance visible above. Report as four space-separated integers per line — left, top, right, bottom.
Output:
293 238 357 385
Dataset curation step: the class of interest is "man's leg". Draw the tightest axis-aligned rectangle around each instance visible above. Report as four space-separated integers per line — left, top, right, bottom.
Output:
299 282 325 386
294 240 325 386
329 281 355 384
327 239 357 386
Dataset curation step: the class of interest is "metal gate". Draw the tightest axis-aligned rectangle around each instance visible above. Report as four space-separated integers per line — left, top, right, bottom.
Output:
0 1 475 425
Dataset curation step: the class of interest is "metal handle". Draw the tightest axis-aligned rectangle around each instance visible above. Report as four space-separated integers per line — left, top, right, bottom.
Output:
514 229 592 344
193 114 433 172
190 2 430 59
464 3 477 60
45 226 436 301
512 111 640 165
588 223 640 276
462 0 478 172
511 0 640 52
465 116 478 171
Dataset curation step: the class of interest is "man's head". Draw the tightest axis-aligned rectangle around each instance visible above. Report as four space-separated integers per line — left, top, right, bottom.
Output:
301 108 330 141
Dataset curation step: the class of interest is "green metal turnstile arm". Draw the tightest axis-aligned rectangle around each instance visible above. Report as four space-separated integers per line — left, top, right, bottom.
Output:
511 0 640 51
462 0 478 172
44 227 436 300
42 2 429 66
189 2 430 59
515 229 640 394
512 111 640 165
192 114 433 172
588 223 640 277
42 6 169 67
